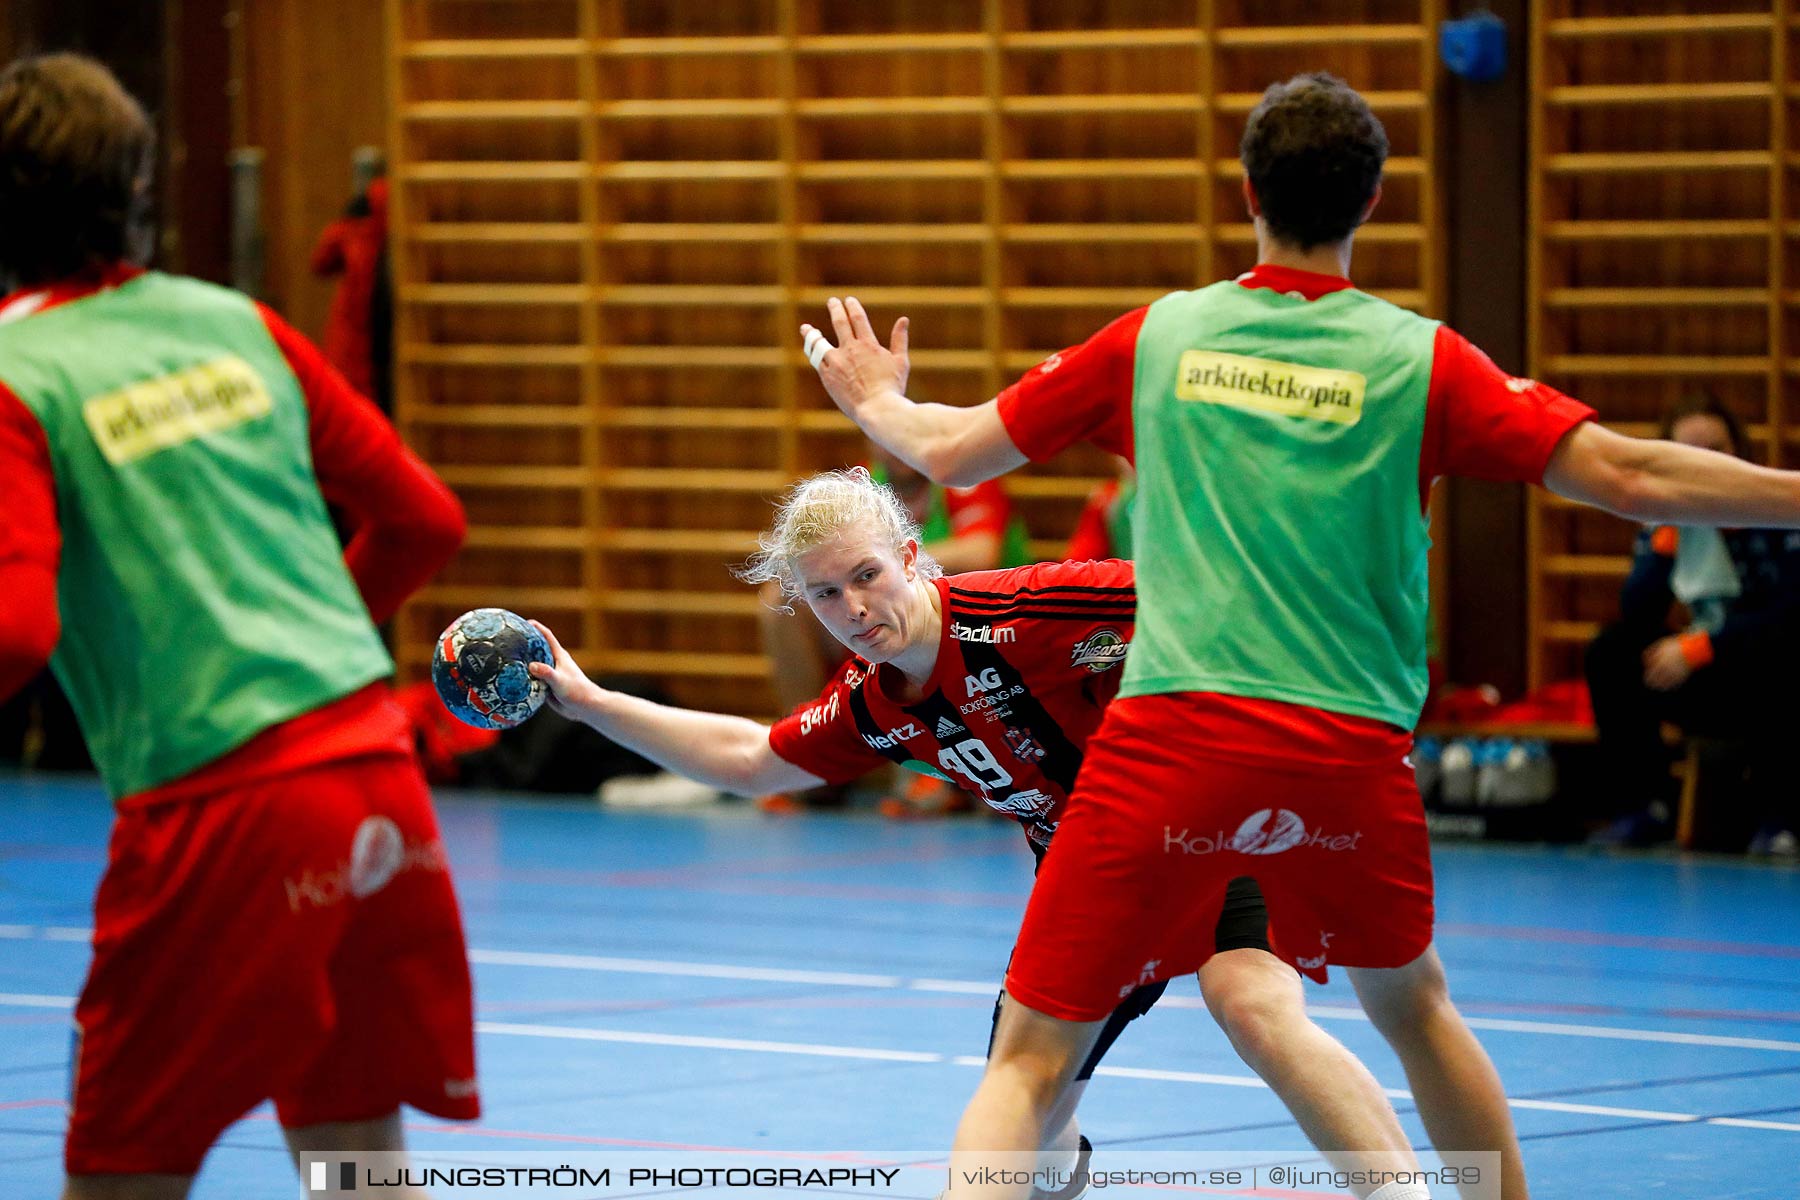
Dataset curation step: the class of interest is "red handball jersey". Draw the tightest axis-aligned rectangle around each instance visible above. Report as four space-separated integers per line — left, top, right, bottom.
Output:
769 559 1135 850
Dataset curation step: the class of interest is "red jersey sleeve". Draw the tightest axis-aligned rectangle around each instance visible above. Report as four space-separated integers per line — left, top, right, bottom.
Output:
1421 325 1596 490
996 307 1145 463
942 478 1013 539
0 382 61 699
256 302 466 623
766 659 889 784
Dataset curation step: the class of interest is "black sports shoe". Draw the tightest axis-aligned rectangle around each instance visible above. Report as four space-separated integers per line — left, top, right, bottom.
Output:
1028 1135 1092 1200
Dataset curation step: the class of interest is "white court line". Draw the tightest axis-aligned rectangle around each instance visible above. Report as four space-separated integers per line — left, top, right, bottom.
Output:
472 949 905 989
1302 1004 1800 1055
1029 1063 1735 1124
0 926 96 942
466 949 1800 1056
475 1021 943 1063
0 993 77 1009
1711 1117 1800 1132
953 1057 1298 1093
14 929 1800 1054
909 979 996 995
478 1026 1800 1131
1303 1000 1800 1057
1083 1065 1296 1091
2 993 1798 1132
1505 1098 1700 1123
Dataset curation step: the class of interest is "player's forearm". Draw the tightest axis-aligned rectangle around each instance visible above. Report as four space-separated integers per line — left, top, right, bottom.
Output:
1548 423 1800 527
1648 437 1800 521
563 688 807 796
1618 440 1800 526
856 392 1029 489
853 389 985 486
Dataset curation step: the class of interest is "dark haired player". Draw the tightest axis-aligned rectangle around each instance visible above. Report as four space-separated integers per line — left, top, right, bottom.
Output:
0 54 476 1199
804 72 1800 1199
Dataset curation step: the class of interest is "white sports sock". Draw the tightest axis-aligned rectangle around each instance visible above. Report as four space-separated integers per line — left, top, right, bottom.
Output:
1365 1181 1430 1200
1034 1141 1079 1177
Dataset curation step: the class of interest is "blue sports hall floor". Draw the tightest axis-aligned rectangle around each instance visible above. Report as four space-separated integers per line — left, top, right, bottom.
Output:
1 772 1797 1198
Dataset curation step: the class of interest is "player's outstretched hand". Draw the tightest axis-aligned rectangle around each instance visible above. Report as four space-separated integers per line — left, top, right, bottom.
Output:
526 619 600 718
800 296 909 420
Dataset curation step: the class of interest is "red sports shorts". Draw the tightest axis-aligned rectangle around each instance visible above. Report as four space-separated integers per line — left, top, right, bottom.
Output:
1006 693 1434 1021
65 752 479 1176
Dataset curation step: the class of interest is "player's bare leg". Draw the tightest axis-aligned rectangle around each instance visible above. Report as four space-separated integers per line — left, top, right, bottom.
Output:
950 995 1104 1200
1350 946 1529 1200
284 1111 431 1200
1039 1080 1085 1163
1034 1080 1091 1199
1200 949 1424 1194
62 1174 191 1200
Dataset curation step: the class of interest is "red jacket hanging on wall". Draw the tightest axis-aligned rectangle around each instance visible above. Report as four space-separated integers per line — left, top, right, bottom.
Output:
309 176 390 410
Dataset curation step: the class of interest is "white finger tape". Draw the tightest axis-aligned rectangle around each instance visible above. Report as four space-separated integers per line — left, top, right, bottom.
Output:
804 328 833 371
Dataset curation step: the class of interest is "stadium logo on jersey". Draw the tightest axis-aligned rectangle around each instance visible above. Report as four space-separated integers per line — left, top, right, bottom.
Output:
1004 726 1046 764
1070 628 1127 673
952 621 1016 644
964 667 1005 695
934 715 962 739
862 721 923 751
1175 350 1365 427
799 693 840 736
83 355 274 465
1163 808 1363 857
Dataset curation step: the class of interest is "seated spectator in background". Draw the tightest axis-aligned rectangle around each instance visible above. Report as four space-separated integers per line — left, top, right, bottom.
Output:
1585 394 1800 852
756 441 1027 813
1065 457 1135 561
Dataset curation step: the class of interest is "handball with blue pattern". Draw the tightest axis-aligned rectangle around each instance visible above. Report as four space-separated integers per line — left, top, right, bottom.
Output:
431 608 552 730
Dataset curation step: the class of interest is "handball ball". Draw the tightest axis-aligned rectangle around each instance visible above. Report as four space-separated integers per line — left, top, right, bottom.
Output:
432 608 552 730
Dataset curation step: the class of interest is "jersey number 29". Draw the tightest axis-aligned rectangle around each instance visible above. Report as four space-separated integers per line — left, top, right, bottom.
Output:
938 739 1014 794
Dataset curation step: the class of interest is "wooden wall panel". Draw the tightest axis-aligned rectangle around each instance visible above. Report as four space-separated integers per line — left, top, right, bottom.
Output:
1527 1 1788 688
237 0 389 338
